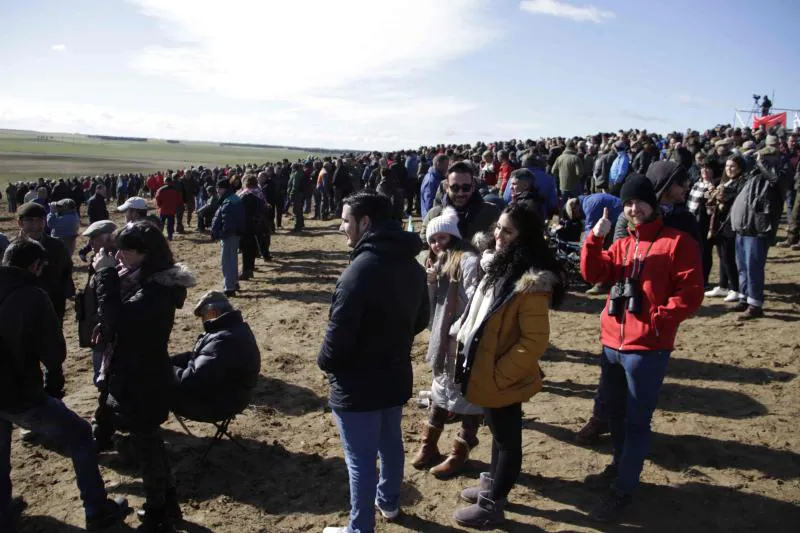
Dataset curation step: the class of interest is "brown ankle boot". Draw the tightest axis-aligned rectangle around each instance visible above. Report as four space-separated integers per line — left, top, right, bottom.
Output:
576 416 609 445
411 424 443 469
429 437 470 478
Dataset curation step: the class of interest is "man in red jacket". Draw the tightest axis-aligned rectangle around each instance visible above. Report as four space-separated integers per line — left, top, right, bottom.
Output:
155 176 182 241
579 175 703 524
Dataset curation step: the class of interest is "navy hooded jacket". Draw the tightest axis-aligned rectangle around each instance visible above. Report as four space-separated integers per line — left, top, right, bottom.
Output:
317 222 429 412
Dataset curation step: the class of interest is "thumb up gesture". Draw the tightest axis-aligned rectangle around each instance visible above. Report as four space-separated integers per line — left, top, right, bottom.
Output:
592 207 612 238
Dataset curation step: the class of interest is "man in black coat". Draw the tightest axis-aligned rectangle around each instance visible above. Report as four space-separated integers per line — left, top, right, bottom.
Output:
317 191 428 532
16 202 73 323
0 239 126 531
87 184 109 224
171 291 261 422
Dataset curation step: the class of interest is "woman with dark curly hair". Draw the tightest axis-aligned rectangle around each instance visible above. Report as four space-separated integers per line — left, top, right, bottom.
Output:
451 203 565 528
92 221 196 533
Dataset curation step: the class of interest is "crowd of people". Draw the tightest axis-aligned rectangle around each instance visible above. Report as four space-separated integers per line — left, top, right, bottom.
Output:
0 120 797 533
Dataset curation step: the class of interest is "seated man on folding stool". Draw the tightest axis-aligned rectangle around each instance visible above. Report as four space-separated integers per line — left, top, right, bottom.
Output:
171 291 261 422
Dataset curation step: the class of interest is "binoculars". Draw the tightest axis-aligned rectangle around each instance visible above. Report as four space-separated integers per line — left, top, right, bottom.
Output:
607 277 642 317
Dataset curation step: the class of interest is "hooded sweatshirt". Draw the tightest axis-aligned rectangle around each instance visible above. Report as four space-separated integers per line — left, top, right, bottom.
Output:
317 222 429 411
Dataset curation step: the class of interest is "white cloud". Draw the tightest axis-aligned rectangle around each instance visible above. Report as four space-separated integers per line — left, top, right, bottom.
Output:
115 0 497 148
51 44 66 52
0 94 477 150
128 0 494 101
519 0 615 23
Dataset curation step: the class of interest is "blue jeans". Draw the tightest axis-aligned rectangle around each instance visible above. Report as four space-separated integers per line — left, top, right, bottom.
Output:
220 235 240 292
0 397 107 519
160 214 175 240
786 188 796 220
735 234 769 307
332 406 404 533
600 347 670 495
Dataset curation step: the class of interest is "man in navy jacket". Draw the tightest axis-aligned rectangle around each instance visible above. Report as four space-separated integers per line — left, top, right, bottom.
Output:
318 191 428 533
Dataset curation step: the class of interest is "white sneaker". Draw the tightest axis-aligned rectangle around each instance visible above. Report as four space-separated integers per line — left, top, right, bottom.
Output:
375 499 400 520
704 286 727 297
322 528 348 533
724 290 740 302
19 429 36 442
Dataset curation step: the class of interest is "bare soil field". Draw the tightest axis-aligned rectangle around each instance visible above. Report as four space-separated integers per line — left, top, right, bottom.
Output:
3 204 799 533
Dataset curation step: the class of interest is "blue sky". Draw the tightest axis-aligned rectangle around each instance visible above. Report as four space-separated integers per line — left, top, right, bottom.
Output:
1 0 799 150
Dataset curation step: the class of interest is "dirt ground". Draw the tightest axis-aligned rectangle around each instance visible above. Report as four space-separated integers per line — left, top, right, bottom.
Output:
3 203 799 533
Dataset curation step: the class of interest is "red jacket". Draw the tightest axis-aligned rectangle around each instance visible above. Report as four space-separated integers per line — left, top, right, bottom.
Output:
155 185 182 216
580 218 704 352
497 162 513 193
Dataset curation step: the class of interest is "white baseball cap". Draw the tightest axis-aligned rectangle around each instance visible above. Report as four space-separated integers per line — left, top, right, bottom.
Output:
117 197 149 212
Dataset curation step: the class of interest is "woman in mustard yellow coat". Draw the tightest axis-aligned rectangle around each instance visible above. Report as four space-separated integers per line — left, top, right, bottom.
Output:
452 203 565 528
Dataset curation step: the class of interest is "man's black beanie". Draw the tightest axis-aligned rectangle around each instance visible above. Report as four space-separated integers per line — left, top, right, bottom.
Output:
620 174 658 209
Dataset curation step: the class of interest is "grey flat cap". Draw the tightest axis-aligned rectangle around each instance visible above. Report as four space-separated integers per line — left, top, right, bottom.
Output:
82 220 118 237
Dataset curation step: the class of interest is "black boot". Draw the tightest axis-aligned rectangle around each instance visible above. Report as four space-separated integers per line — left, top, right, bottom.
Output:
136 488 182 524
137 504 175 532
85 497 129 531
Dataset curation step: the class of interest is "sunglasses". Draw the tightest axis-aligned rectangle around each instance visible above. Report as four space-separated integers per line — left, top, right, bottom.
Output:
449 184 473 193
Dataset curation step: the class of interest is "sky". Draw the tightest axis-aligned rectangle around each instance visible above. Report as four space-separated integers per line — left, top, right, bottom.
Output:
1 0 799 151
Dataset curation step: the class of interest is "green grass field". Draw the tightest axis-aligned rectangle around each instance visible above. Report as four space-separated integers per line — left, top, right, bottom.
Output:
0 129 323 184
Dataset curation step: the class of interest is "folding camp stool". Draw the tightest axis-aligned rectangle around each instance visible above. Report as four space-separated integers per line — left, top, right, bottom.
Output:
173 413 247 462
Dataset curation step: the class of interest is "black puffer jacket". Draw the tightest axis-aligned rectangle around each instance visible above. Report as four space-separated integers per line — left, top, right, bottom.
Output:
87 193 109 223
36 234 72 322
0 267 66 413
95 263 196 431
240 190 269 234
317 223 429 412
171 310 261 422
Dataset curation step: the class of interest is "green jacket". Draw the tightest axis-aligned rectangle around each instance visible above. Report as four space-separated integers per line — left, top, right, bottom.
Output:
551 148 583 194
289 169 309 197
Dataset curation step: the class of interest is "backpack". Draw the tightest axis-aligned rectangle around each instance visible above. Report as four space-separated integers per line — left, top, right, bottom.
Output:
729 164 783 239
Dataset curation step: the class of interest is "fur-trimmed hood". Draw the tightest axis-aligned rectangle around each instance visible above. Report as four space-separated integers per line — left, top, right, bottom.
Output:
514 268 560 294
148 262 197 288
471 231 495 254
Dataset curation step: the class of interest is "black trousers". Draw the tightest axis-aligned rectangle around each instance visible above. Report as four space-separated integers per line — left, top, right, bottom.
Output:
716 235 738 292
240 233 259 272
93 396 174 507
256 230 270 257
270 199 284 228
702 237 714 285
293 196 305 229
485 403 522 500
131 429 174 508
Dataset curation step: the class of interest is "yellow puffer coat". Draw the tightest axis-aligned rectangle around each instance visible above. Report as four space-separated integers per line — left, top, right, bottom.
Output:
459 268 556 408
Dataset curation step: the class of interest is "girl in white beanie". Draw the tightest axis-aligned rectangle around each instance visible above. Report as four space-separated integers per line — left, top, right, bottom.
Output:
412 207 483 477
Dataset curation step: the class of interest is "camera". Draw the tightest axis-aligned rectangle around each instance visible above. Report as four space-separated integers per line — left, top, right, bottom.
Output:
752 94 761 103
607 277 642 317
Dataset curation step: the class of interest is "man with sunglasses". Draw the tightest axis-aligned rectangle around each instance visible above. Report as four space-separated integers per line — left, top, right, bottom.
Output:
420 161 500 245
16 202 73 325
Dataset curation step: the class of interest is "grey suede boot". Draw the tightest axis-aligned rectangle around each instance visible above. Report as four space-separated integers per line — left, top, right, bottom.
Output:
459 472 493 503
453 491 506 528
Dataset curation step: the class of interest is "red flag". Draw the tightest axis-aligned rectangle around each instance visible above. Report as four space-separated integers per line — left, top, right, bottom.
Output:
753 112 787 129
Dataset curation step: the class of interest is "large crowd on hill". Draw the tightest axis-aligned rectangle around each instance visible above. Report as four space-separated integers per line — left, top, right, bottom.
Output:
0 121 798 533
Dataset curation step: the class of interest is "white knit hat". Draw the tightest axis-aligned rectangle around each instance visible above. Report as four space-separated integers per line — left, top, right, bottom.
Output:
426 207 461 243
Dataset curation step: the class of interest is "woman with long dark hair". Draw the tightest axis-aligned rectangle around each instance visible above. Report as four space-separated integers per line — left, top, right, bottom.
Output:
705 155 747 303
451 203 565 528
92 221 196 533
